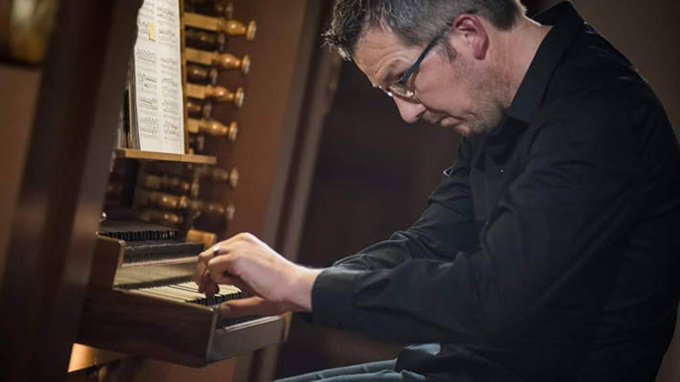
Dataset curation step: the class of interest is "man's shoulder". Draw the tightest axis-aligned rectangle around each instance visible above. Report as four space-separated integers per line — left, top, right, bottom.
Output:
546 28 654 107
529 26 678 172
536 26 667 134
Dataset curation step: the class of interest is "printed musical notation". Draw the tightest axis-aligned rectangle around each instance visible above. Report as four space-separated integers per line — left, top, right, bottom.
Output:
132 0 184 153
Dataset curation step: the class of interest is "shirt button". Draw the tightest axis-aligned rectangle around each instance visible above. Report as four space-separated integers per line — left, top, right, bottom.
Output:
499 168 505 175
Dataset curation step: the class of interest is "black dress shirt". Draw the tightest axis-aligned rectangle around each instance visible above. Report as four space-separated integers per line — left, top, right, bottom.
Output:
307 2 680 381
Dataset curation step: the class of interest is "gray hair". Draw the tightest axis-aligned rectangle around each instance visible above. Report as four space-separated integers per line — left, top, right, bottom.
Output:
324 0 526 60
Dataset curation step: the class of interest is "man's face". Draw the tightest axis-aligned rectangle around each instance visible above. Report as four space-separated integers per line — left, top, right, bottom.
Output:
353 25 505 136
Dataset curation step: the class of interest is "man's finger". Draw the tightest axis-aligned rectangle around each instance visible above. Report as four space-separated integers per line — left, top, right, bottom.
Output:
204 279 219 297
194 260 207 286
200 270 219 296
197 242 231 288
197 248 213 264
209 271 238 286
202 234 247 261
199 232 255 261
199 269 218 296
208 272 259 297
207 252 239 278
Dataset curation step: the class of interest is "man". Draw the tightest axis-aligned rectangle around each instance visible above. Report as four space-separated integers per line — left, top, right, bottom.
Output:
196 1 680 380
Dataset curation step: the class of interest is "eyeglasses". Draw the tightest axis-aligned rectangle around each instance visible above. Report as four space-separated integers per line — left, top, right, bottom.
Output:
379 34 442 101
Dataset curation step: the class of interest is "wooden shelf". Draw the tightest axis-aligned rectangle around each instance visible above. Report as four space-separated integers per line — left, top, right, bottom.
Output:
115 149 216 165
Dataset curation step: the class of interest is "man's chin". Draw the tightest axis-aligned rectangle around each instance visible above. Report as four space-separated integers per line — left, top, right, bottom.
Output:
439 117 463 129
434 117 476 136
442 119 472 136
455 125 473 136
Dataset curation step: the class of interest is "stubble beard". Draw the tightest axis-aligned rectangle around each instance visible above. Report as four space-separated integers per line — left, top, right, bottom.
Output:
444 53 506 137
467 100 505 136
465 66 507 136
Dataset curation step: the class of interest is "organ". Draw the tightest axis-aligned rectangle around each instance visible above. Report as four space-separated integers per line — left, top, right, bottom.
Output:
69 0 286 373
77 221 286 366
0 0 341 381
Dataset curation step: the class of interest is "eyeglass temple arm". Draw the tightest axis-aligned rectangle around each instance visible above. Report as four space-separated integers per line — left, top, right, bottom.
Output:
398 36 442 84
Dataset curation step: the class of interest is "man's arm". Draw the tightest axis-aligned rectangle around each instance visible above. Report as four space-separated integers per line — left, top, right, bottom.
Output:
196 138 477 316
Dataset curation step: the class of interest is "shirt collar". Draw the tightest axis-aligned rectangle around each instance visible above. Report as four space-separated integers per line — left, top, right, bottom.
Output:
505 1 585 123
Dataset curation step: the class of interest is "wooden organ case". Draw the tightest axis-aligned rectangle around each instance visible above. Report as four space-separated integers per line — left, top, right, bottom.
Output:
0 0 340 381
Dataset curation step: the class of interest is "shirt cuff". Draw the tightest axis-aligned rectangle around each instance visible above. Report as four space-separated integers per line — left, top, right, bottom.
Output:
307 267 360 329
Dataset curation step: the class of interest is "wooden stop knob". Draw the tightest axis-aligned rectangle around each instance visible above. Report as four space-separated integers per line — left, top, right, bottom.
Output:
228 167 239 188
220 19 257 41
207 85 244 108
227 121 238 142
214 53 251 75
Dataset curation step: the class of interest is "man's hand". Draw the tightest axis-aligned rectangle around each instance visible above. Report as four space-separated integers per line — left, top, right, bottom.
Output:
195 233 321 318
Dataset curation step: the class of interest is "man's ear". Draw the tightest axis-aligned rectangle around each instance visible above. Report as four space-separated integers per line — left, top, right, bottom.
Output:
448 14 489 60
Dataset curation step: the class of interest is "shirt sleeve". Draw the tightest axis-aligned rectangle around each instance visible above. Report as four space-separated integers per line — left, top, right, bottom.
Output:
330 137 478 272
309 95 648 343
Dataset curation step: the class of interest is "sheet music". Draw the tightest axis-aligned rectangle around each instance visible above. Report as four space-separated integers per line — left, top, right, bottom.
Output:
132 0 184 153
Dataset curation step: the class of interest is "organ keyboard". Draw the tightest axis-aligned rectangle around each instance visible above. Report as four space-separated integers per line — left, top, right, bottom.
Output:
76 221 288 366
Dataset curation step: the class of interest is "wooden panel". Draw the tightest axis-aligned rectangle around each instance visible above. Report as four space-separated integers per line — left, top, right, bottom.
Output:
209 315 287 362
87 237 124 289
0 0 10 56
77 287 288 367
68 344 126 373
0 65 41 281
78 288 216 367
275 1 342 261
0 1 141 380
108 357 237 382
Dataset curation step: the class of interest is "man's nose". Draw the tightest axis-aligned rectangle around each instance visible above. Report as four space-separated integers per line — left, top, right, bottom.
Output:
393 97 426 123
